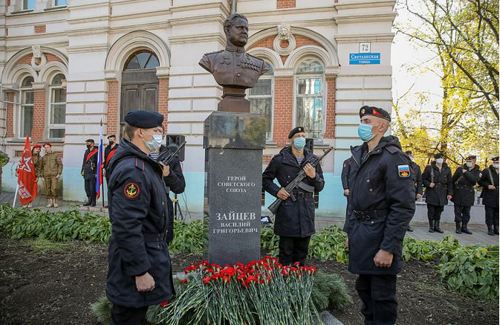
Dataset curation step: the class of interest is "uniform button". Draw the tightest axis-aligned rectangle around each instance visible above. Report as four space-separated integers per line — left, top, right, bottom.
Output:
369 188 373 192
237 73 241 77
366 179 370 183
371 221 374 224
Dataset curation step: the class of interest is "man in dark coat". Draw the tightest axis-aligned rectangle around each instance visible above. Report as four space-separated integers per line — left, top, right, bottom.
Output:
478 156 499 235
106 110 174 324
341 157 354 232
104 135 119 181
452 155 481 234
422 153 453 233
262 126 325 266
345 106 415 325
405 150 423 232
81 139 98 206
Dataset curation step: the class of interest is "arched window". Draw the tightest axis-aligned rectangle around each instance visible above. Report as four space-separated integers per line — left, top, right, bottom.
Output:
48 73 66 138
249 63 274 140
19 76 34 137
23 0 35 10
295 58 325 139
121 50 160 122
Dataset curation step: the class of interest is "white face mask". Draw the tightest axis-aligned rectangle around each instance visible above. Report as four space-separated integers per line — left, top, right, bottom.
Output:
144 134 163 153
466 162 474 168
494 162 499 169
436 158 444 165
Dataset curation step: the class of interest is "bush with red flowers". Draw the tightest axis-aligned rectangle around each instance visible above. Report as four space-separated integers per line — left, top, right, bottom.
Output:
148 256 320 325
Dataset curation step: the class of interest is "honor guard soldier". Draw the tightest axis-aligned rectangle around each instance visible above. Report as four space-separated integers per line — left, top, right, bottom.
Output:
341 157 354 232
422 153 453 233
345 106 415 325
479 156 499 235
40 143 63 208
451 155 481 234
106 110 174 324
404 150 423 232
262 127 325 266
81 139 98 206
104 135 119 182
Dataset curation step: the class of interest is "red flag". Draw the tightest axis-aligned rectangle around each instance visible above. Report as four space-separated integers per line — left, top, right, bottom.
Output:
17 136 38 206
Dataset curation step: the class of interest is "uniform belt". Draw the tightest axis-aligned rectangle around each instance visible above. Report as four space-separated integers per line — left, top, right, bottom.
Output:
353 209 388 222
143 232 167 242
291 189 313 198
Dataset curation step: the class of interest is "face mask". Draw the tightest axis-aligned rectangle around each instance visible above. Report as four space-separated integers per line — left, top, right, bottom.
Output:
436 158 444 165
293 137 306 150
144 134 163 152
109 140 114 145
466 162 473 168
86 144 92 149
494 163 499 169
358 124 374 142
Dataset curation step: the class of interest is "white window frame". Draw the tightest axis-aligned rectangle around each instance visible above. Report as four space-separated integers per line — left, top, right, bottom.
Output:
293 58 326 140
54 0 67 7
247 70 274 142
18 78 34 138
48 74 66 139
22 0 35 10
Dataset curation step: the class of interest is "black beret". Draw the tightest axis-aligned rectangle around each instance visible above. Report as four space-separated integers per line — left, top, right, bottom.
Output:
125 110 164 128
492 156 499 162
465 155 477 160
434 153 443 159
359 106 391 122
85 139 94 143
288 126 305 139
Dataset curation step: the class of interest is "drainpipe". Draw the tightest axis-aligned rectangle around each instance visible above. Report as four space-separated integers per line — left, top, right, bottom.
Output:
231 0 237 14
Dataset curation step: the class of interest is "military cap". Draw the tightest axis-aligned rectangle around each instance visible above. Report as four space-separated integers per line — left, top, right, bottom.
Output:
492 156 499 162
85 139 95 143
288 126 305 139
125 110 164 128
465 155 477 160
107 134 116 139
43 142 52 147
359 105 391 122
33 144 42 149
434 153 443 159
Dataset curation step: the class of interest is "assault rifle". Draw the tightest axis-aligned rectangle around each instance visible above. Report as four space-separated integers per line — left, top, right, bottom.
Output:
267 146 333 214
156 141 186 166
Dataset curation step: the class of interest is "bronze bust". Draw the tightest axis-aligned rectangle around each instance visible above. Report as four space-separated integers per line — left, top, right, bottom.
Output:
199 14 270 112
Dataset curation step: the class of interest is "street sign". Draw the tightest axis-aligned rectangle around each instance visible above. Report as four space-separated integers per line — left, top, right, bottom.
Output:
349 53 381 65
359 42 371 53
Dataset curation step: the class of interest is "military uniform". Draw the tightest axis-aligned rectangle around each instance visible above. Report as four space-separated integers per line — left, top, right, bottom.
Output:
40 151 62 201
409 160 423 198
263 144 325 265
478 158 499 235
104 142 118 182
341 157 354 232
451 162 480 234
81 145 98 206
422 161 453 232
106 111 174 324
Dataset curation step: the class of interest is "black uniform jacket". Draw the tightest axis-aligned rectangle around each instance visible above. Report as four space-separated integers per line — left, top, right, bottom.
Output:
451 164 480 206
341 157 353 190
422 162 453 206
479 166 499 208
105 139 174 308
410 161 423 196
81 147 98 179
262 146 325 238
345 136 415 275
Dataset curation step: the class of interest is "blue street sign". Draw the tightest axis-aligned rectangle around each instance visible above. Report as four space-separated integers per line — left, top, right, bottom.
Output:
349 53 381 65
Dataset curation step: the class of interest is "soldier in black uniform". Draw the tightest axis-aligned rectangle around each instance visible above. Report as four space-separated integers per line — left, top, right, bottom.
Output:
478 156 499 235
451 155 481 234
405 151 423 232
105 110 174 324
341 157 354 232
422 153 453 233
345 106 415 325
81 139 98 206
262 127 325 266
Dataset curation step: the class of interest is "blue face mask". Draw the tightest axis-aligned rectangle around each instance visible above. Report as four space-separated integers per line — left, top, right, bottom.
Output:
144 134 163 153
293 137 306 150
358 123 374 142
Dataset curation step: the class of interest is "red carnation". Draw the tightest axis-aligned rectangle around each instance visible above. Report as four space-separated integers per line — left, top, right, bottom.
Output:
159 300 169 308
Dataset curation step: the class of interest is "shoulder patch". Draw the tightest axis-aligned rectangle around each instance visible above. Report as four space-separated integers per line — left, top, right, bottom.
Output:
124 182 140 199
398 165 411 178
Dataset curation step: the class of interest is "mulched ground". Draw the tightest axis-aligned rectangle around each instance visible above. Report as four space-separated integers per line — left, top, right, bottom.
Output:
0 235 498 325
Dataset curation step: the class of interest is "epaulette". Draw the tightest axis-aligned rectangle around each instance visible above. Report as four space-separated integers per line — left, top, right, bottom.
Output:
385 145 401 154
205 50 223 56
134 158 145 171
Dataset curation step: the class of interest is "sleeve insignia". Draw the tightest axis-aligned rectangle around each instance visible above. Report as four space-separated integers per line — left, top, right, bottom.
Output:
398 165 411 178
124 182 140 199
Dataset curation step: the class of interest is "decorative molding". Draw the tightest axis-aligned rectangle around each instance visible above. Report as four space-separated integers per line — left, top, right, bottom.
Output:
285 45 337 70
335 33 395 43
247 47 284 69
273 25 296 56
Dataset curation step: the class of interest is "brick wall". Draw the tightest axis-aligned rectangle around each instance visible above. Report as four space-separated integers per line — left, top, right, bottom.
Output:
324 76 336 138
277 0 296 9
158 77 169 132
34 25 46 34
31 89 46 142
17 53 63 65
106 80 119 137
5 92 14 138
273 77 294 146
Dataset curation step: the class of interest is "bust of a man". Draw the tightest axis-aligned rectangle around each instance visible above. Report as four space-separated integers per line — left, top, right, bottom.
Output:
199 14 270 90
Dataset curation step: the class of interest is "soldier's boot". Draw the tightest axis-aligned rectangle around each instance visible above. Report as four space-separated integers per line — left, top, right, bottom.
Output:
434 220 444 233
455 222 462 234
83 198 91 206
52 199 58 208
46 198 53 208
487 225 494 236
494 223 499 235
461 222 472 235
428 218 435 233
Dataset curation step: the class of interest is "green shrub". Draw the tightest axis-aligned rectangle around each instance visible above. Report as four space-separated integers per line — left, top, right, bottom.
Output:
311 270 352 312
169 220 207 255
308 226 348 263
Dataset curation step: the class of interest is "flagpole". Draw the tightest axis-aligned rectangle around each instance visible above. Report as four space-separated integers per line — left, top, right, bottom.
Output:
12 183 18 208
101 171 105 208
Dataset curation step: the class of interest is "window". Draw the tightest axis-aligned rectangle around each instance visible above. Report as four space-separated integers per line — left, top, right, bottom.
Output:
249 64 273 140
295 58 325 139
54 0 67 6
23 0 35 10
19 76 34 137
48 74 66 138
124 51 160 70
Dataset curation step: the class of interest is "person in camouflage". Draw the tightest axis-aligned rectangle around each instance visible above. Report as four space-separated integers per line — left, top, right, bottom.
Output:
40 143 63 208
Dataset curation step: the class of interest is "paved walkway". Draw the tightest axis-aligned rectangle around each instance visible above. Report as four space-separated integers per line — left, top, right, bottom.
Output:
1 192 498 247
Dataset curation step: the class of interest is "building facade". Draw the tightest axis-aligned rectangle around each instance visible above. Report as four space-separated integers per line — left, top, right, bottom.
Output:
0 0 395 217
